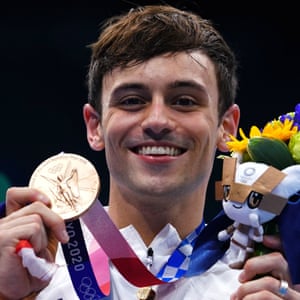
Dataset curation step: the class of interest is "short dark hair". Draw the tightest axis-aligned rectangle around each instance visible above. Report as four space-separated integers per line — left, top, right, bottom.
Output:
87 5 238 120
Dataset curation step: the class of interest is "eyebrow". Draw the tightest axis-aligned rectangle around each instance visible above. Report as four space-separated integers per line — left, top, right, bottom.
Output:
168 80 207 92
112 80 207 94
111 83 148 99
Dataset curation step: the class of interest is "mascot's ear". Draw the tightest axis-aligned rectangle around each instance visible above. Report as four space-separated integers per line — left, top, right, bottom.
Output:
277 165 300 205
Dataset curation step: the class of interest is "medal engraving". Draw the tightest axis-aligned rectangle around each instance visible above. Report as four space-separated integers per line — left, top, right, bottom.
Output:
137 287 156 300
29 153 100 220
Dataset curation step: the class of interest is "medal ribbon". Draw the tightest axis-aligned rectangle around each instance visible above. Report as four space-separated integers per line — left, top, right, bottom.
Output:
81 200 172 286
62 200 229 299
66 204 300 300
62 219 112 300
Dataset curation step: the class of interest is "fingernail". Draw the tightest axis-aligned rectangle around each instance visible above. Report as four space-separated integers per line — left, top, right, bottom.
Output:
37 193 50 204
61 229 69 243
239 271 246 282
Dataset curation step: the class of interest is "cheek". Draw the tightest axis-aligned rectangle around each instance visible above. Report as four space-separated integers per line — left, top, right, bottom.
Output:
192 112 219 137
102 112 139 158
102 112 125 144
190 122 219 152
103 109 139 131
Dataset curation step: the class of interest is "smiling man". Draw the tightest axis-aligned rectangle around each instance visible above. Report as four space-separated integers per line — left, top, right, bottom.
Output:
84 51 227 246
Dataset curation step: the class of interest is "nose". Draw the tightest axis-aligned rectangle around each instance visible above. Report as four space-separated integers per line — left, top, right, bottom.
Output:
141 98 174 139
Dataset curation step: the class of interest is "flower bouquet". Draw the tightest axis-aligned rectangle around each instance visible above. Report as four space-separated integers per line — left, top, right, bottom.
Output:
226 103 300 169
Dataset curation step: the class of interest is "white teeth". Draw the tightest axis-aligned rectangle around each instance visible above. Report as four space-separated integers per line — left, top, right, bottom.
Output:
138 146 180 156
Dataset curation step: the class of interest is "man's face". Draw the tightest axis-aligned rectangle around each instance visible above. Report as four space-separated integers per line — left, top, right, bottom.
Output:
98 51 226 200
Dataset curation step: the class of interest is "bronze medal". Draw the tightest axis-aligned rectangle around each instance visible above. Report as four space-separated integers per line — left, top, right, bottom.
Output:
29 152 100 220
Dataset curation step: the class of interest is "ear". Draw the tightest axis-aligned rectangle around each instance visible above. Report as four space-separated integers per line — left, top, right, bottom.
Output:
217 104 240 152
83 103 104 151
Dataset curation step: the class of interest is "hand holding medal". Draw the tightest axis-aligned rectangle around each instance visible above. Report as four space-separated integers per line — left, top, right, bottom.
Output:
16 152 100 282
15 152 162 299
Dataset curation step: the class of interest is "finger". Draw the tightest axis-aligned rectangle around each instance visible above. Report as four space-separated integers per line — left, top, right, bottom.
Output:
231 290 280 300
13 226 58 261
231 277 277 300
231 277 299 300
0 213 36 230
263 234 282 251
240 252 291 283
294 284 300 292
3 221 48 253
0 213 58 255
6 201 69 244
0 209 50 230
6 187 51 215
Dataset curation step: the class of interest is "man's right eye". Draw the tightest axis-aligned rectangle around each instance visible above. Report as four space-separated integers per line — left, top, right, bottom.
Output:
118 96 147 110
120 97 145 106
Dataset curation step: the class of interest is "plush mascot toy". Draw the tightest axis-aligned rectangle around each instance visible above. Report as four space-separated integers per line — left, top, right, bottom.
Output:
216 157 300 269
215 103 300 284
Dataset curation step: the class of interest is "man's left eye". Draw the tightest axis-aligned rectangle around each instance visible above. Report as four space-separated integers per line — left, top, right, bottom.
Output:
173 97 196 106
121 97 145 105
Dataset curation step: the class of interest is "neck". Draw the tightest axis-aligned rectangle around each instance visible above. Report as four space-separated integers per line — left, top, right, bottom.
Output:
108 185 206 246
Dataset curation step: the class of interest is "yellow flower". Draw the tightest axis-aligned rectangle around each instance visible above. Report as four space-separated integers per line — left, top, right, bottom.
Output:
225 103 300 166
249 125 262 138
261 119 297 141
227 118 298 154
226 128 249 152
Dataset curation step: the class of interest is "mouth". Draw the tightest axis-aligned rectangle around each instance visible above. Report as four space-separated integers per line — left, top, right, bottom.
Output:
131 145 186 156
233 203 242 209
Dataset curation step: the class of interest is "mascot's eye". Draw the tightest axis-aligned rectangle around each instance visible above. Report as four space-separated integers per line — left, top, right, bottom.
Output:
223 185 230 201
247 191 263 209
